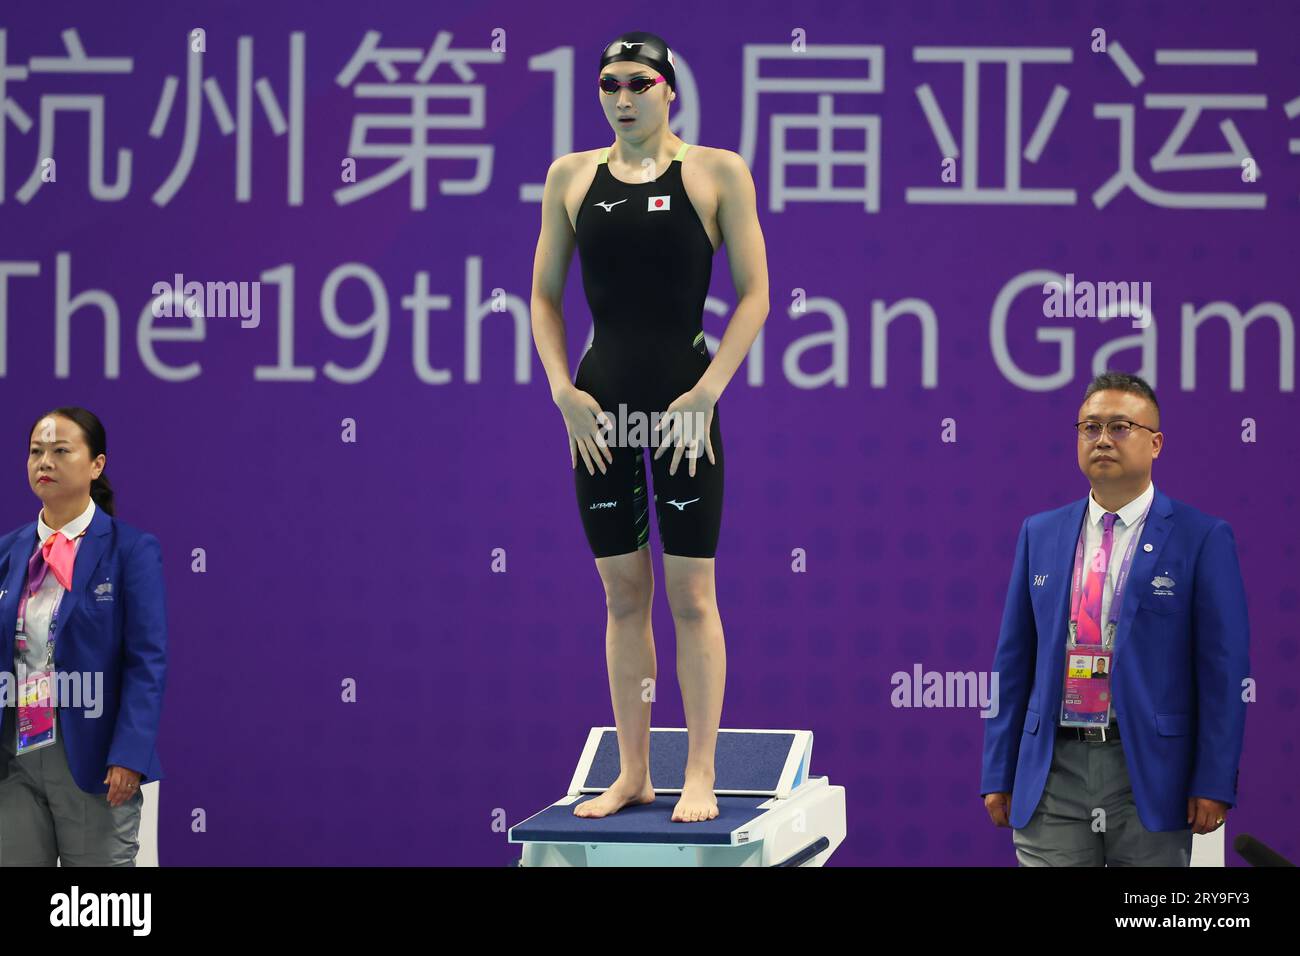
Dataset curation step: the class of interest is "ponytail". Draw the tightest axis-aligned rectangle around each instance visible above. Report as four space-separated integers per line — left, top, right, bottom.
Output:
90 471 116 517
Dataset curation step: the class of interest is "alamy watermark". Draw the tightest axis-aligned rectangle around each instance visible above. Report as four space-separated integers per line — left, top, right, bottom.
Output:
0 670 104 717
1043 273 1152 327
891 663 1000 718
594 403 711 457
151 273 261 328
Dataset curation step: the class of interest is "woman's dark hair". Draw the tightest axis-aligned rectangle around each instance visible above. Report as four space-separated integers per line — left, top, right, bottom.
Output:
28 406 115 516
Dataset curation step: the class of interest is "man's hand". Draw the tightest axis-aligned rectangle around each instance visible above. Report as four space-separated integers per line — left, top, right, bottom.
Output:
984 792 1011 827
1187 797 1229 835
104 765 142 807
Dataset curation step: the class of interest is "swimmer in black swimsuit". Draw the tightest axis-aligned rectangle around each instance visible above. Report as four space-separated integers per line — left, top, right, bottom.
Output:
570 141 723 559
530 30 770 823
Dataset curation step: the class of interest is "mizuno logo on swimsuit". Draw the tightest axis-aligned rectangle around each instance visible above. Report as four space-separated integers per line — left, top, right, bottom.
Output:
666 498 700 511
594 198 628 212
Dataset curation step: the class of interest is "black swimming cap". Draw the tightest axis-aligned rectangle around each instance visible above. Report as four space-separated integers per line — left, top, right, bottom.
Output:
599 31 677 93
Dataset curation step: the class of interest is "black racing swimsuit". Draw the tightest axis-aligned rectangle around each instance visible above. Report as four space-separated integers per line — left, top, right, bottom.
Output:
571 143 723 558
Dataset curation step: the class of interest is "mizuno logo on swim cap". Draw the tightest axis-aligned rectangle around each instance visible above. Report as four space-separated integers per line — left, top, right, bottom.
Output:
620 41 644 49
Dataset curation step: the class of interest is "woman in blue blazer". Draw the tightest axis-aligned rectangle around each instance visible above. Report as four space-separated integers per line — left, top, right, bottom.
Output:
0 407 167 866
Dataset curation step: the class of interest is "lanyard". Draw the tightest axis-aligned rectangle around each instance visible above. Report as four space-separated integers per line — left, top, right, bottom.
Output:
16 587 65 642
15 532 82 665
1069 498 1153 635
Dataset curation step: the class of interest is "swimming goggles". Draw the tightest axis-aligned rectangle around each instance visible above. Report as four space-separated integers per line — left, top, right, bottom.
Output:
600 75 666 95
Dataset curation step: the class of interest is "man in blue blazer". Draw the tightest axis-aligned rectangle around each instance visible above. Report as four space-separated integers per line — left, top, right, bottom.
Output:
0 505 167 798
980 371 1249 865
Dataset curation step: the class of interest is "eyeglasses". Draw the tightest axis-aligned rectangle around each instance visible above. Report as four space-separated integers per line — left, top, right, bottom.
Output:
599 75 665 95
1075 420 1157 442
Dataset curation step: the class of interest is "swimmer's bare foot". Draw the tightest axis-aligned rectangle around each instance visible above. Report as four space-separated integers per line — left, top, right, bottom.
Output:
672 770 719 822
573 772 655 818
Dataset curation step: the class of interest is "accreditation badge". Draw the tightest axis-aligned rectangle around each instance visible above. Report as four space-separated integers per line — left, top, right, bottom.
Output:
16 668 56 755
1060 644 1113 727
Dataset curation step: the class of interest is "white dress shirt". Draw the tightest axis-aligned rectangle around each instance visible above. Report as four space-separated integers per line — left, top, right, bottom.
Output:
16 498 97 676
1079 480 1154 634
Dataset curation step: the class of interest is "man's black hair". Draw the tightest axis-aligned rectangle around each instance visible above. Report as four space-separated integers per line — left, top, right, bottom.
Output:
1081 370 1159 424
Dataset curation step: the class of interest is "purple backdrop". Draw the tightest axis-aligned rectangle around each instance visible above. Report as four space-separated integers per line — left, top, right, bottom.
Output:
2 0 1297 865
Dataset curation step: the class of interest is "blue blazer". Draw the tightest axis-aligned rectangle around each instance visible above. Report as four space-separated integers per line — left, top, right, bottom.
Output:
980 487 1250 832
0 506 167 794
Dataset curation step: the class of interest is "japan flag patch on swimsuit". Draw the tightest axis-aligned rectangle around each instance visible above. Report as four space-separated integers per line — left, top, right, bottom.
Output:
648 195 671 211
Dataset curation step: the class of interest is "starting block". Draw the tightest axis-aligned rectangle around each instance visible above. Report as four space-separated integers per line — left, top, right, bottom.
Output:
509 727 846 866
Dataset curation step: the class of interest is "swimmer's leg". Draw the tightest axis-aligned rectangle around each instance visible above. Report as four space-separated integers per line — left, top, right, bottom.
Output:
662 553 724 823
572 547 659 819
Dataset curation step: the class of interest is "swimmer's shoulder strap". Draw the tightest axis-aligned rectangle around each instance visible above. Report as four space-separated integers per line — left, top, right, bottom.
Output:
597 144 692 165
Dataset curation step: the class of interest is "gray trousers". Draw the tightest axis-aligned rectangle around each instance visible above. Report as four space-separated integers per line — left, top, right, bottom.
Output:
1013 735 1193 866
0 706 142 867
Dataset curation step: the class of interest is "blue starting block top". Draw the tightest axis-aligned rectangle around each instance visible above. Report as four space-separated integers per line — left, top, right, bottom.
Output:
511 794 771 845
576 728 803 796
569 727 811 799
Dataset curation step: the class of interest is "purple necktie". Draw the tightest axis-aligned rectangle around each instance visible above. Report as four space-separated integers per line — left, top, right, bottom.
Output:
27 530 79 595
1076 512 1118 645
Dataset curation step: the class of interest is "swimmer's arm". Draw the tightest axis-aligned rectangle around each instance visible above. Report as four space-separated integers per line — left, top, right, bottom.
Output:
697 149 770 404
531 155 580 402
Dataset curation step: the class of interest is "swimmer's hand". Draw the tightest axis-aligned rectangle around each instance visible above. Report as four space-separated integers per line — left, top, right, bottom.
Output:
653 387 716 478
554 383 615 476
